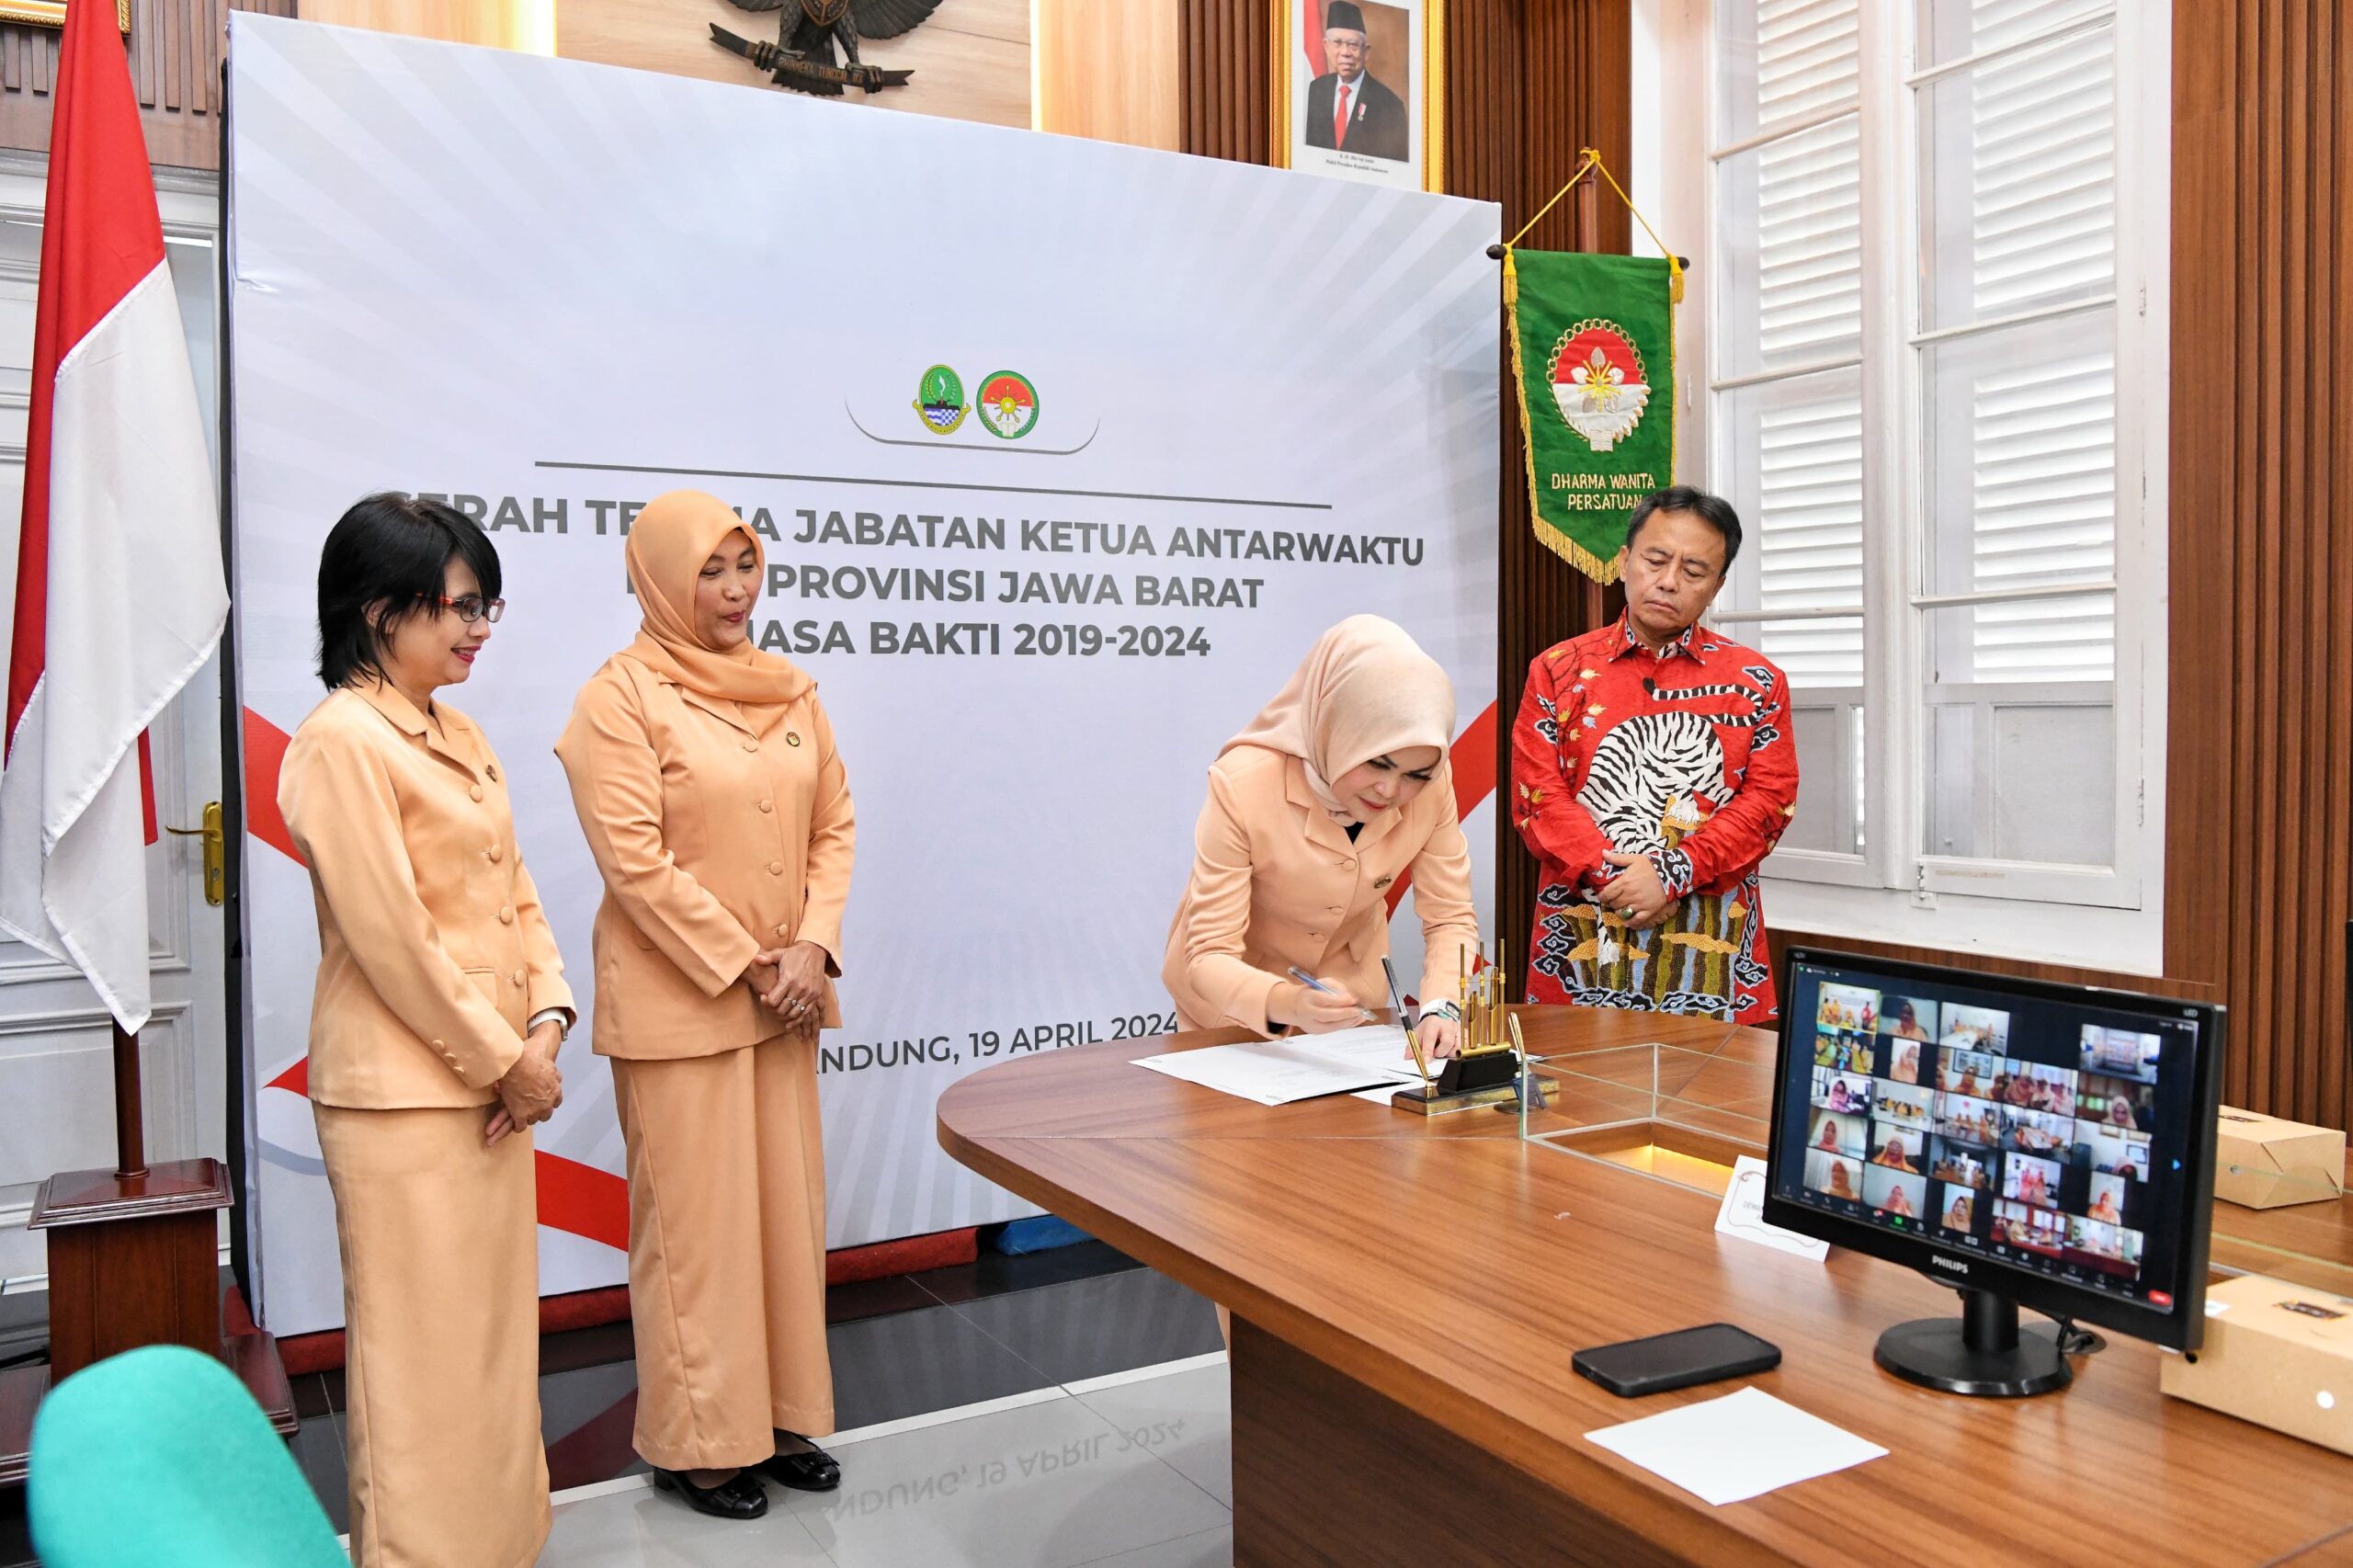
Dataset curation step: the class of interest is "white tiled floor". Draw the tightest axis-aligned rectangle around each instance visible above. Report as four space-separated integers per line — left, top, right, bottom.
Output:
540 1356 1234 1568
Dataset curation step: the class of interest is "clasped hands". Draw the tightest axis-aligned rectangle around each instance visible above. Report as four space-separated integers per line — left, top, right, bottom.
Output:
486 1017 564 1146
748 941 828 1036
1597 850 1674 929
1269 975 1461 1062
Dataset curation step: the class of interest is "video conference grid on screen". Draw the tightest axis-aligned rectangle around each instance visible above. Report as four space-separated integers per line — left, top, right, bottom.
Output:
1779 963 2200 1314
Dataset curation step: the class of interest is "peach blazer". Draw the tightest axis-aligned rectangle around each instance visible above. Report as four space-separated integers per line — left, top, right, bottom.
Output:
556 655 855 1059
278 682 572 1109
1163 744 1479 1036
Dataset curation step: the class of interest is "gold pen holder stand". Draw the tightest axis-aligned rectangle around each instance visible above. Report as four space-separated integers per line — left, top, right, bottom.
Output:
1390 1049 1556 1117
1391 943 1556 1116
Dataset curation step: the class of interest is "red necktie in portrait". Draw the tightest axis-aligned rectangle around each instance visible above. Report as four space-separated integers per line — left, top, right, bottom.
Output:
1334 82 1351 149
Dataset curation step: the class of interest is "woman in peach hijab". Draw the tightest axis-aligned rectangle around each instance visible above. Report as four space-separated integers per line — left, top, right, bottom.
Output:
1164 615 1478 1060
556 490 853 1520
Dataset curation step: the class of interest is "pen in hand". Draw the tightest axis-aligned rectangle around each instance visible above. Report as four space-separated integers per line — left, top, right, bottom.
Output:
1285 966 1377 1025
1381 956 1431 1085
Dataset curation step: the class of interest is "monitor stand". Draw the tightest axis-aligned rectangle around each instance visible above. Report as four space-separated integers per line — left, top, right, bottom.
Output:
1875 1288 2073 1397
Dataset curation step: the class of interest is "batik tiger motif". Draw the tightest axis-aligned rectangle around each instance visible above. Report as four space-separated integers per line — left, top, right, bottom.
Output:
1574 711 1733 855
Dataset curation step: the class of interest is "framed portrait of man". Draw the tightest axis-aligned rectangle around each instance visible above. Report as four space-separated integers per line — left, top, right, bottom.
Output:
0 0 131 28
1270 0 1444 193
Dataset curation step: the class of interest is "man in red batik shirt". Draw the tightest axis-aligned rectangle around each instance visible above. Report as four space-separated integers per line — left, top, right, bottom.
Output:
1512 487 1800 1024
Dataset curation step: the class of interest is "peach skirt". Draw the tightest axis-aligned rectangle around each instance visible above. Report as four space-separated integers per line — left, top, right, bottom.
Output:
313 1104 549 1568
611 1033 834 1468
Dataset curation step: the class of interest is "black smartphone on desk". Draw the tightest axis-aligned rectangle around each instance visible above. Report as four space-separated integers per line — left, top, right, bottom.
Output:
1572 1324 1781 1397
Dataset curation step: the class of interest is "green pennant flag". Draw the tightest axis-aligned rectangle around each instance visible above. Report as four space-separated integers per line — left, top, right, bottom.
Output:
1506 250 1678 583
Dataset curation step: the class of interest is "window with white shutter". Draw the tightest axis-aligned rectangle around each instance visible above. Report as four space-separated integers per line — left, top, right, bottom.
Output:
1709 0 1868 863
1915 6 2128 886
1661 0 2167 958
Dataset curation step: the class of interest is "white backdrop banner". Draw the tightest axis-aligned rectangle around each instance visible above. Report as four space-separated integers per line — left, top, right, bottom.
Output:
226 13 1500 1334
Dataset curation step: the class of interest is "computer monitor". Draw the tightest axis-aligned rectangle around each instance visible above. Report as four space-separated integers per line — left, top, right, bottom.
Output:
1763 947 2225 1397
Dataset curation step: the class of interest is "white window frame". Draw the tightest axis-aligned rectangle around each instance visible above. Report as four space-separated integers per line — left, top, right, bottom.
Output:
1639 0 2168 974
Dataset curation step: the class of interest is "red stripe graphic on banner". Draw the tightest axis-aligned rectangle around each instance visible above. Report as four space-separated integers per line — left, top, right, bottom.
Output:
1386 699 1498 916
242 708 302 866
533 1148 631 1251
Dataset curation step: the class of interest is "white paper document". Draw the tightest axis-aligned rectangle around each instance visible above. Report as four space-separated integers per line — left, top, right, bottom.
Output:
1585 1387 1886 1506
1714 1156 1830 1261
1290 1022 1425 1072
1133 1024 1427 1107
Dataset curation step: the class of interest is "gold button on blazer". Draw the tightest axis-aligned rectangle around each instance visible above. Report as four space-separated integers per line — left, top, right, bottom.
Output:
1163 744 1479 1036
278 681 573 1108
555 656 856 1059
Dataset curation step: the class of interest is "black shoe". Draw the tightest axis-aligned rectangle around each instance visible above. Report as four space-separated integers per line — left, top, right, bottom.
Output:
759 1435 842 1492
653 1468 769 1518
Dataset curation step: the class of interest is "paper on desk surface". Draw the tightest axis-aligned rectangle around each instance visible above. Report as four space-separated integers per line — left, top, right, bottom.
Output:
1715 1156 1829 1262
1585 1387 1885 1506
1132 1024 1428 1107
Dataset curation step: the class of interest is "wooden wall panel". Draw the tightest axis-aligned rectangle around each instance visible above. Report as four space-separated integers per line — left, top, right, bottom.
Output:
2161 0 2351 1130
1036 0 1180 151
0 0 295 170
1176 0 1268 165
299 0 551 52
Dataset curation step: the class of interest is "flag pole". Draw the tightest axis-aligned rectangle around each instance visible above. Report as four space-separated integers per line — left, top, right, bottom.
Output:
0 0 290 1487
111 1022 145 1180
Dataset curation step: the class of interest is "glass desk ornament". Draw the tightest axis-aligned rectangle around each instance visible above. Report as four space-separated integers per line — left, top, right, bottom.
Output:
1517 1024 1774 1198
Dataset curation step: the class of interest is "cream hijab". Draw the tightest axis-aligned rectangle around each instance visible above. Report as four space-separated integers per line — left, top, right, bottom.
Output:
1223 614 1455 823
620 489 811 706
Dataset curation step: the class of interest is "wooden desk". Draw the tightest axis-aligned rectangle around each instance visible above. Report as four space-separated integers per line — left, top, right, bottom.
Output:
938 1009 2353 1567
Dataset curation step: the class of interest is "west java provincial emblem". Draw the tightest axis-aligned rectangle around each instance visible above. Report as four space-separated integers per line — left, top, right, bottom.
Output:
915 364 968 434
1549 319 1651 453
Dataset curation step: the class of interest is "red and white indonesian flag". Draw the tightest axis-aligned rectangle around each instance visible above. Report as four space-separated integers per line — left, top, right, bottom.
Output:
0 0 226 1031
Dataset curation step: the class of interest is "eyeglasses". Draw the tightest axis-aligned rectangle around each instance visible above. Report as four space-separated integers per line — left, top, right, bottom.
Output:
426 594 505 624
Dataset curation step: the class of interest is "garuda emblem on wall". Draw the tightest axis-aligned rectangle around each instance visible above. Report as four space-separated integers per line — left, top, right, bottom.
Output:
711 0 945 96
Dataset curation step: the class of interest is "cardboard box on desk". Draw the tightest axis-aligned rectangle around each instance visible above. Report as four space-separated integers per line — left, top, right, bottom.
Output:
2161 1274 2353 1457
2212 1108 2346 1210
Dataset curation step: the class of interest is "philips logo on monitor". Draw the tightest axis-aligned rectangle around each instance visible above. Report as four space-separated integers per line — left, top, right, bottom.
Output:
1931 1256 1971 1277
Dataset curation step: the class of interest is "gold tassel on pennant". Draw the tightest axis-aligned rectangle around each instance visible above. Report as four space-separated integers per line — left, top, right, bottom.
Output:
1497 147 1688 585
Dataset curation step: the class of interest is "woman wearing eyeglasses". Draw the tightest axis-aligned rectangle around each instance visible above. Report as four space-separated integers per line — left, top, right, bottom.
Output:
278 494 571 1568
555 490 854 1520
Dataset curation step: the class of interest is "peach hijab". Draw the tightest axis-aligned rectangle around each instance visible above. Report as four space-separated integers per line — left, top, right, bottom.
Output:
1223 614 1456 823
620 489 811 705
